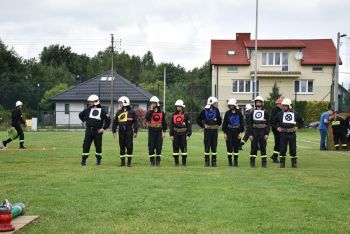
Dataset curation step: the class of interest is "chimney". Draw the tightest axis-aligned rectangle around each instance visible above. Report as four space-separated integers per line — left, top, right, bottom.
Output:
236 33 251 42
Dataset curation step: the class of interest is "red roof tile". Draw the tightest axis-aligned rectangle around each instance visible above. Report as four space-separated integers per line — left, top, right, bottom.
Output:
211 33 339 65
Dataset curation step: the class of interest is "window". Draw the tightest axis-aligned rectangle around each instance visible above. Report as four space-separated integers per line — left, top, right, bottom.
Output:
312 66 323 72
227 66 238 73
232 80 259 93
262 52 289 69
64 104 70 114
294 80 314 93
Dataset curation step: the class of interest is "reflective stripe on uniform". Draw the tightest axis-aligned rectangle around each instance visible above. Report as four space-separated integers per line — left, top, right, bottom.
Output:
233 153 239 156
157 155 162 157
227 152 233 156
95 152 102 156
261 155 267 158
273 151 279 154
211 152 217 156
82 153 89 156
120 155 126 158
250 155 257 158
149 154 155 158
181 153 187 156
126 154 133 158
173 153 180 156
19 140 24 143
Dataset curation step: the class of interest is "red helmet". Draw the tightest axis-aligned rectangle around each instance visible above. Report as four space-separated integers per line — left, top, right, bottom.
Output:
276 98 284 104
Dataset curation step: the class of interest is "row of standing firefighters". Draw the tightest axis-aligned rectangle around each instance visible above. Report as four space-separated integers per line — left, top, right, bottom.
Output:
78 94 315 169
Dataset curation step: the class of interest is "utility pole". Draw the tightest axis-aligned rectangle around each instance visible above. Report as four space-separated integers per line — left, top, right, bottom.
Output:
163 67 166 113
334 32 347 111
253 0 259 102
110 33 114 122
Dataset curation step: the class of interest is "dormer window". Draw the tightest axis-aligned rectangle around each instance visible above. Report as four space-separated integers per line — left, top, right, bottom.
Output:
227 50 236 56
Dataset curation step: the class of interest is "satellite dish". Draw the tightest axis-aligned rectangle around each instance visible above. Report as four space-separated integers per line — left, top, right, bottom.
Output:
295 52 303 60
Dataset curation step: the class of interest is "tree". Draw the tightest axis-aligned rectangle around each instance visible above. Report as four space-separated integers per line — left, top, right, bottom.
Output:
40 83 70 110
268 82 282 102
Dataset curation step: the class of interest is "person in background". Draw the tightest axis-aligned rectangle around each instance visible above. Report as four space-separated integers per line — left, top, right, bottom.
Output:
240 104 253 149
330 111 347 151
270 98 284 163
319 109 334 150
1 101 27 149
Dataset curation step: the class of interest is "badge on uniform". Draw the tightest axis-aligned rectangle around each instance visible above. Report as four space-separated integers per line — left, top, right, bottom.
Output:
89 108 102 120
253 110 264 121
118 111 128 122
283 112 295 124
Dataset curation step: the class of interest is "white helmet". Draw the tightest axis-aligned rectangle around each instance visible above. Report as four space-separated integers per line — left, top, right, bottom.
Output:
207 97 218 106
87 94 100 105
16 101 23 107
245 104 253 111
174 99 185 108
150 96 160 106
227 98 239 108
118 96 130 106
282 98 292 109
254 96 264 102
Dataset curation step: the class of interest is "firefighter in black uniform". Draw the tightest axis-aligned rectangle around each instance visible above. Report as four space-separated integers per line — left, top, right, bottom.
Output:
112 96 139 167
330 111 347 151
270 98 283 163
240 104 253 149
169 100 192 166
79 95 111 166
146 96 167 166
275 98 303 168
222 98 244 167
197 97 222 167
2 101 26 149
248 96 270 168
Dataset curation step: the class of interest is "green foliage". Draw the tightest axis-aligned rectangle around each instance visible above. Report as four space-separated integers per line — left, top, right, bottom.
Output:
0 104 10 124
303 101 329 123
40 83 70 110
268 82 282 102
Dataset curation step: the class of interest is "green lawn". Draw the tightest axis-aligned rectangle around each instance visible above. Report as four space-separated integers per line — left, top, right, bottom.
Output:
0 129 349 233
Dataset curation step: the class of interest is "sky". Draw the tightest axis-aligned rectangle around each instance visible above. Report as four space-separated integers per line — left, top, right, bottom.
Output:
1 0 350 87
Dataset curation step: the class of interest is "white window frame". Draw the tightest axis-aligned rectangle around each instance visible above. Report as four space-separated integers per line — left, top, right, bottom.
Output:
232 80 260 93
261 52 289 67
227 66 238 73
294 80 314 94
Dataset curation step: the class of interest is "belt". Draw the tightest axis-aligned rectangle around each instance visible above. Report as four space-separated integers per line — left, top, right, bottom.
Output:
205 124 218 129
282 128 296 133
228 124 239 129
149 123 162 128
253 123 267 128
174 127 187 132
119 125 132 131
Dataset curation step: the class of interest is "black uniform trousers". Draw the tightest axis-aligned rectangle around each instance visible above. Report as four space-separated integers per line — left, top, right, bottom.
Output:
279 132 297 157
173 133 187 154
204 129 218 154
148 129 163 156
333 130 347 149
13 124 25 142
242 129 250 143
250 129 267 156
83 127 103 155
119 127 134 156
226 128 240 155
272 128 280 154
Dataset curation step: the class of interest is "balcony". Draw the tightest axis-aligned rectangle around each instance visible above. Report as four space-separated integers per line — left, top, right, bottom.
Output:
250 71 301 78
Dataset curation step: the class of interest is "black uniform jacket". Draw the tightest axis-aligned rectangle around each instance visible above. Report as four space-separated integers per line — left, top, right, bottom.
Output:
222 110 244 134
112 107 139 134
169 111 192 137
79 105 111 130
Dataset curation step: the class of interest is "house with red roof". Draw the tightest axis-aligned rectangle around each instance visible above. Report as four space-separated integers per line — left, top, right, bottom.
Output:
210 33 339 110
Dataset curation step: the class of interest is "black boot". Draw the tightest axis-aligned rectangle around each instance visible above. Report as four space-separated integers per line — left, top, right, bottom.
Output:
204 155 210 167
2 139 12 149
233 155 238 167
174 155 179 166
291 157 297 168
279 157 286 168
250 157 255 168
156 156 161 166
211 155 217 167
150 157 155 166
270 153 279 163
127 157 132 167
120 157 126 167
96 155 102 165
262 158 267 168
182 156 187 166
19 141 26 149
81 155 88 166
228 155 233 166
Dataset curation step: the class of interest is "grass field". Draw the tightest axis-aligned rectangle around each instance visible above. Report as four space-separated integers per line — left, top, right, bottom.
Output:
0 129 349 233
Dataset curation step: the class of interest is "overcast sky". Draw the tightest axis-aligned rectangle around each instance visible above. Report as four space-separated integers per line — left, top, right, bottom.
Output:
1 0 349 86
